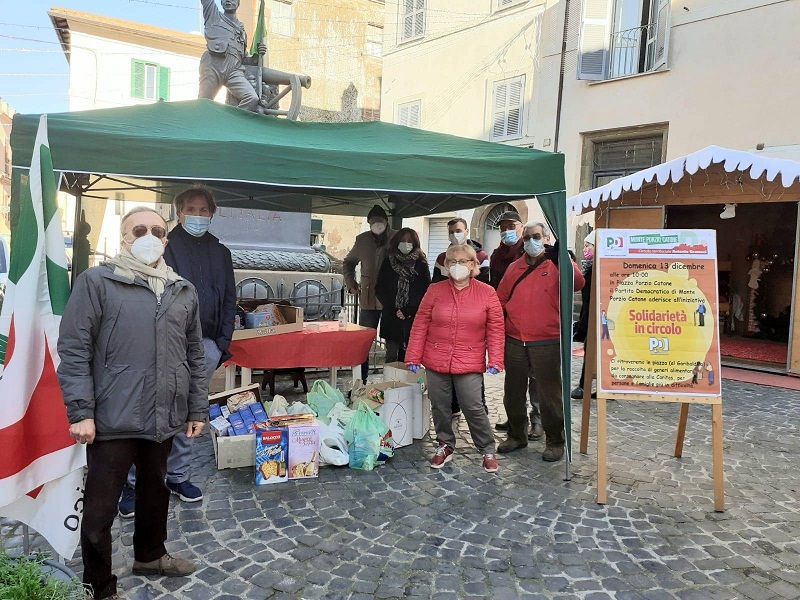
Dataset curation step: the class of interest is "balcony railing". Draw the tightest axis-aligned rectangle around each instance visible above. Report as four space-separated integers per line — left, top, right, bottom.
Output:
608 23 656 79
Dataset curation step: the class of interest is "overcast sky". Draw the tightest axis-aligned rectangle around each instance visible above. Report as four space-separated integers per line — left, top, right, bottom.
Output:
1 1 201 114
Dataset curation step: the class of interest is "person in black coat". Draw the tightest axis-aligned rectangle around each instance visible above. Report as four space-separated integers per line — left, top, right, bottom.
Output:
375 228 431 363
572 231 595 399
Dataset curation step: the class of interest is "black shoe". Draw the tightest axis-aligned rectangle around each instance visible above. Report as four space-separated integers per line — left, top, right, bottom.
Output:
528 423 544 441
570 386 583 399
118 484 135 519
495 420 509 431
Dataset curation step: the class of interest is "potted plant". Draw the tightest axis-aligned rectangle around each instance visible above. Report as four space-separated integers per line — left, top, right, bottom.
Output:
0 550 91 599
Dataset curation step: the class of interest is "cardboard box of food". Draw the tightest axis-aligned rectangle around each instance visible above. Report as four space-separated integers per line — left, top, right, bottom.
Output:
287 421 319 479
209 384 261 469
383 362 429 440
255 425 288 485
360 381 414 449
232 305 303 340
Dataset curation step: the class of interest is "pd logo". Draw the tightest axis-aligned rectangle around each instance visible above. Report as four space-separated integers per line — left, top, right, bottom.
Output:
648 337 669 354
606 236 624 249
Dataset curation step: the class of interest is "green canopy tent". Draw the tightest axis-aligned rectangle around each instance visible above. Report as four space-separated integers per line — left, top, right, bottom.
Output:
10 99 576 467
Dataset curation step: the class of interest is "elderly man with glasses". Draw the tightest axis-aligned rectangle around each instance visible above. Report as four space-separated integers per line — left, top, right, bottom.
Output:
496 221 584 462
58 206 206 599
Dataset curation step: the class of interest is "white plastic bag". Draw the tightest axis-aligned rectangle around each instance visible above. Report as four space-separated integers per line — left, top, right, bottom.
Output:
287 401 315 415
327 402 356 428
318 421 349 466
267 394 289 417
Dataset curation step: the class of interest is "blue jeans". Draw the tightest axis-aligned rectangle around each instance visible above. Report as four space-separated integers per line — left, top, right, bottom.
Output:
127 338 220 487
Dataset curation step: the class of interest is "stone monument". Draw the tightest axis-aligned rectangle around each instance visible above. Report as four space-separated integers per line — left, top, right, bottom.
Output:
199 0 311 119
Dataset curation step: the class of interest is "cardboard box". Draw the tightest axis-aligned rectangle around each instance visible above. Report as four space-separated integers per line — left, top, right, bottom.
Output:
255 425 288 485
209 384 261 468
362 381 414 448
232 305 304 340
383 362 429 440
287 422 320 479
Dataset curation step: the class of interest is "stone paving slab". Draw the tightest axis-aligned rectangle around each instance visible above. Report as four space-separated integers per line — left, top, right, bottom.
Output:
3 358 799 599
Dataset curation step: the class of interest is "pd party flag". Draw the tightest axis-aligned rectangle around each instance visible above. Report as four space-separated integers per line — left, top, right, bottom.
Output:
0 115 86 558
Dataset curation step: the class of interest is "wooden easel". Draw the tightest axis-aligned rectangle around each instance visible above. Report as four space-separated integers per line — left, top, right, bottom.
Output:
579 262 725 512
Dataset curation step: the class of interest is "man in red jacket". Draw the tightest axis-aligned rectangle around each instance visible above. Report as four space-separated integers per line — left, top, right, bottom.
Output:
490 211 542 440
496 222 585 462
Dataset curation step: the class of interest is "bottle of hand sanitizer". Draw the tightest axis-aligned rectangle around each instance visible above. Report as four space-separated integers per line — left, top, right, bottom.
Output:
338 308 348 330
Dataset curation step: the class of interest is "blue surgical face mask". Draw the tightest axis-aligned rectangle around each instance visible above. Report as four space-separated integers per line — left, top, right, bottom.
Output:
501 230 518 245
183 215 211 237
524 238 543 257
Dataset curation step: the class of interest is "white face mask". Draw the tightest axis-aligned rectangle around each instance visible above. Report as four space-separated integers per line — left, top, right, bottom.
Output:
448 264 470 281
449 231 467 245
130 234 165 265
398 242 414 255
370 221 387 235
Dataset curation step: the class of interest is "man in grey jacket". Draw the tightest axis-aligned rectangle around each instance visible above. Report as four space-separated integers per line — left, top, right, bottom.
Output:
343 204 396 384
58 207 207 600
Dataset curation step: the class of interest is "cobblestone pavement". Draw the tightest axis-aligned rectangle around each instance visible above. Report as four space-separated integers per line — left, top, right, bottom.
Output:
4 357 800 600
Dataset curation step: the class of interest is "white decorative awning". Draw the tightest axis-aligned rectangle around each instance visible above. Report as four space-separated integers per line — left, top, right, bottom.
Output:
567 145 800 216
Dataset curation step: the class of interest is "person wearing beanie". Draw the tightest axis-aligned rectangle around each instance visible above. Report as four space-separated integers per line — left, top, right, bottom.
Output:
343 204 397 383
571 230 596 400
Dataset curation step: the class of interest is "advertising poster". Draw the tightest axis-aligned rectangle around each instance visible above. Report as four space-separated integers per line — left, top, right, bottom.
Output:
596 229 721 397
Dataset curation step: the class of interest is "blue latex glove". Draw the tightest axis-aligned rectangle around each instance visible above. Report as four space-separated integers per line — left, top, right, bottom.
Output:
407 364 420 373
486 367 500 375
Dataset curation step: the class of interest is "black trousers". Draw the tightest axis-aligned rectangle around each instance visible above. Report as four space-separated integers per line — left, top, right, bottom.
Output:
82 437 174 599
359 309 382 383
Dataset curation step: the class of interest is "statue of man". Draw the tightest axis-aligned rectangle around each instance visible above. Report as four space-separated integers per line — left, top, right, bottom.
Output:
199 0 267 111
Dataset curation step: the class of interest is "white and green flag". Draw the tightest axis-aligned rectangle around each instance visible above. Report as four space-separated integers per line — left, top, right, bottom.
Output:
0 115 86 559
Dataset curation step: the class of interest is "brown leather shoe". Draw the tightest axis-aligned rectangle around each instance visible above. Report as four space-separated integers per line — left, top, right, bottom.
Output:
528 423 544 441
542 444 565 462
132 553 196 577
497 437 528 454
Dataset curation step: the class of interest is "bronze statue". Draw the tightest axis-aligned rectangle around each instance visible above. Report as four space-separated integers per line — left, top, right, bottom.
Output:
200 0 311 119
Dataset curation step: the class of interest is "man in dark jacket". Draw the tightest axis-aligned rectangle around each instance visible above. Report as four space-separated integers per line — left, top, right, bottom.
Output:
489 211 543 439
343 204 396 383
431 217 489 284
120 187 235 514
489 211 525 289
58 207 206 600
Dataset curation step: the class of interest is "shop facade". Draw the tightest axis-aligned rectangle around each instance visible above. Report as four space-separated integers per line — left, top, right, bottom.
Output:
569 146 800 375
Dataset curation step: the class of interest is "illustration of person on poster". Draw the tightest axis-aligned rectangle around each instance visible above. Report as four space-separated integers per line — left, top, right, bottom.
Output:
596 229 722 397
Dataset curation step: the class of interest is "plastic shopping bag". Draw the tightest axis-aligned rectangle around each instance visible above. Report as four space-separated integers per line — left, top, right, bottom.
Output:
344 401 392 471
267 394 289 417
307 380 346 418
318 421 349 467
287 401 315 415
327 403 356 428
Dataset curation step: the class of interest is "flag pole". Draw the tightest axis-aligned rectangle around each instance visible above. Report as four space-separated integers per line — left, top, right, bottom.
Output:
257 0 266 109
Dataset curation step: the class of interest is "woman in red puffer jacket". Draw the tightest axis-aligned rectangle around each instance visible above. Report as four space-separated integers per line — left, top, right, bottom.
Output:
405 243 505 473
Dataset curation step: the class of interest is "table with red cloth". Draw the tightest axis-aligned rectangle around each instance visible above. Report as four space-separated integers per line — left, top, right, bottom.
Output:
224 322 377 390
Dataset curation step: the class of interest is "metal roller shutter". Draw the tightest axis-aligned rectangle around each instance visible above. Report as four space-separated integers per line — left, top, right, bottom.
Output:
427 217 451 277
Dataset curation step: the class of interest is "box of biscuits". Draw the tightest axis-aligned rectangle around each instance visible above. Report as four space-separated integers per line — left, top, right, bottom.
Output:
287 421 320 480
255 425 289 485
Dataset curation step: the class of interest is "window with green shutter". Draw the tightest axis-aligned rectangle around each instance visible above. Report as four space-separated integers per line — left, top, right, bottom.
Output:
131 59 170 101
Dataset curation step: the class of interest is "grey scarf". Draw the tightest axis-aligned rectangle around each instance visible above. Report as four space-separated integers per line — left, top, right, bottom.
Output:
389 250 420 310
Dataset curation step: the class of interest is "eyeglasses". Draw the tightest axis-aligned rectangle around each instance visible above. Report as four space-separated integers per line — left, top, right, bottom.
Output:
498 224 518 232
445 259 474 267
523 234 544 241
127 224 167 240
